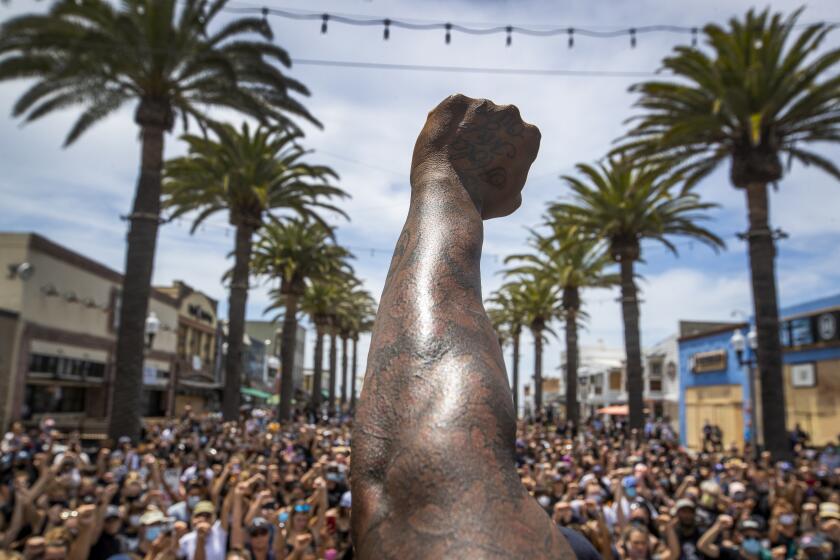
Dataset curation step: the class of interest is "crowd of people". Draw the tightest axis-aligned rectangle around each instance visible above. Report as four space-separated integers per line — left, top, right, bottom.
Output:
0 407 838 560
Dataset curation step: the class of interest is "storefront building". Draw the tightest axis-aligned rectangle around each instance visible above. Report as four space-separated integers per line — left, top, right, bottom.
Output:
678 292 840 450
0 233 178 433
155 281 221 414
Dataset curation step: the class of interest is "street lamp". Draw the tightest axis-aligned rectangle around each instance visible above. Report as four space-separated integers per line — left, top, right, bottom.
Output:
730 327 759 456
145 311 161 349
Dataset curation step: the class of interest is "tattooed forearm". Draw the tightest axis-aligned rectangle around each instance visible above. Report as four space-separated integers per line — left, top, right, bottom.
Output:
352 95 572 559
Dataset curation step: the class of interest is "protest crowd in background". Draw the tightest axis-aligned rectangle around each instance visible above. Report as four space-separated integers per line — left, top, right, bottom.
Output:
0 406 838 560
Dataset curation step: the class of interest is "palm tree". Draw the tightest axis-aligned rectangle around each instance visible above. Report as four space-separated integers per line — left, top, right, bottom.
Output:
253 219 352 420
0 0 319 440
501 271 560 416
486 283 527 416
349 294 377 413
300 276 345 416
163 124 346 421
550 160 724 430
323 276 359 417
506 225 618 426
614 8 840 459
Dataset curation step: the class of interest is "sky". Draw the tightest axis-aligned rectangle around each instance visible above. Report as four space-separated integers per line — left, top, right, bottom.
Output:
2 0 840 400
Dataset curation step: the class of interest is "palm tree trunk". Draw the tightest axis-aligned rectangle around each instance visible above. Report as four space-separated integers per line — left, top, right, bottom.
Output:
745 182 790 461
619 254 644 432
221 224 254 422
350 336 358 412
278 293 299 421
312 327 324 413
564 286 580 427
340 335 348 406
108 115 166 442
328 328 338 417
533 327 543 414
512 329 520 418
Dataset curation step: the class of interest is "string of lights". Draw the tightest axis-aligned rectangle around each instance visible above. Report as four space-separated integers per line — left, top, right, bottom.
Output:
230 4 701 48
228 3 839 49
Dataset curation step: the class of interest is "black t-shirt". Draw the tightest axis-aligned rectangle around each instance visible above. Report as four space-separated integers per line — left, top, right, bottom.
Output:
674 525 703 560
89 532 123 560
559 526 602 560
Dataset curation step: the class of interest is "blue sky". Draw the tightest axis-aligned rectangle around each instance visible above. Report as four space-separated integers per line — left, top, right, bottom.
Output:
2 0 840 395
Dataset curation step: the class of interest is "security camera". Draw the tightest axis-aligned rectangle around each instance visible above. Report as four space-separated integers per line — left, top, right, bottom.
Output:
7 262 34 281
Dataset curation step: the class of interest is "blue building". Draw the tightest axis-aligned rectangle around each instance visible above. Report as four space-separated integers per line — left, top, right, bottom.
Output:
678 292 840 450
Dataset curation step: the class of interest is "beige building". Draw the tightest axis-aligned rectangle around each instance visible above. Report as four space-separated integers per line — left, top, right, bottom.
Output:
155 281 222 414
0 233 179 433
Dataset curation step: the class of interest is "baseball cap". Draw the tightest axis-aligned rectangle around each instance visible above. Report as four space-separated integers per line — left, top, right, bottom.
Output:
674 499 696 512
739 518 761 532
139 509 169 526
819 502 840 520
622 476 637 489
192 501 216 516
248 517 271 534
728 482 746 497
105 506 122 520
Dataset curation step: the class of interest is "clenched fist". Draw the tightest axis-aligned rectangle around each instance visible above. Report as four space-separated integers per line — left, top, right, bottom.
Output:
410 94 541 220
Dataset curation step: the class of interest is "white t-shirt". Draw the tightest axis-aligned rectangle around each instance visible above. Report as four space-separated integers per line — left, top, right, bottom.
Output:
178 520 227 560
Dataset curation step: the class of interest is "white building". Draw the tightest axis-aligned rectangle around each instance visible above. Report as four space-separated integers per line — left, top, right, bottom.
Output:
644 334 680 424
559 342 626 417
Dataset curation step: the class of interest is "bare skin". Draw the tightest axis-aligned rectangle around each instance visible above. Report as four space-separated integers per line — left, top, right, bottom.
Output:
352 94 574 558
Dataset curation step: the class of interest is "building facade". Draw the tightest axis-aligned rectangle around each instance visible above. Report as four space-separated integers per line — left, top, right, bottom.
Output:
558 342 626 417
245 321 306 394
0 233 179 433
678 293 840 450
644 335 680 424
155 281 221 414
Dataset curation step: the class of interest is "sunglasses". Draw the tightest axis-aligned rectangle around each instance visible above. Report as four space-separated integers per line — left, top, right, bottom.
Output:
294 504 312 513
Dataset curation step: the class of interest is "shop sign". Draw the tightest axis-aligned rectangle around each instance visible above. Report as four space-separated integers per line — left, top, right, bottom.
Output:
817 313 837 342
780 310 840 348
791 363 816 387
691 349 727 373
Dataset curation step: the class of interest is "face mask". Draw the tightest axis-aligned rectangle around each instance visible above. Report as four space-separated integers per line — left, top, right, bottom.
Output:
145 526 161 541
625 487 637 498
129 514 141 527
742 538 761 555
700 494 714 508
187 496 201 509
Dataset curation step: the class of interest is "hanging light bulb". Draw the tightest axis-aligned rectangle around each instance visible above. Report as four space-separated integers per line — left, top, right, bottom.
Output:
567 27 574 48
383 18 390 40
506 26 512 47
261 7 270 36
691 27 698 47
445 22 452 44
321 14 329 34
630 28 637 48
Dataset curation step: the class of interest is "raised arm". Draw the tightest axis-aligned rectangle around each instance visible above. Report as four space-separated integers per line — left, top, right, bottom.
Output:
352 94 572 559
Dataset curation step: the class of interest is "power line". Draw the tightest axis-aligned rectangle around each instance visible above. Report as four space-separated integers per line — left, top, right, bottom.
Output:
293 58 656 78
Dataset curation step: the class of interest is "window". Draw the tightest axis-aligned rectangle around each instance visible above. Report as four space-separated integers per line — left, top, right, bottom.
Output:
649 360 663 377
28 353 106 381
140 389 167 417
24 385 86 416
609 370 622 391
649 378 663 392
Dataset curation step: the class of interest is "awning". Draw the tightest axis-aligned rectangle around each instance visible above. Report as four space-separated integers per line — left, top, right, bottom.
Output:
596 404 629 416
241 387 272 400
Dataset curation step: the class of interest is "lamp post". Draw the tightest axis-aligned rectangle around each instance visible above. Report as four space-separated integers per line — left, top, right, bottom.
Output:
145 311 160 350
730 327 759 457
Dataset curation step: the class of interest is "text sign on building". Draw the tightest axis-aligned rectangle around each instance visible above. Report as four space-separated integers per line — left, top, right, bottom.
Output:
780 310 840 349
791 363 816 388
691 349 727 373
